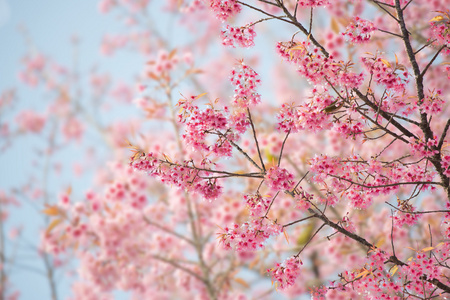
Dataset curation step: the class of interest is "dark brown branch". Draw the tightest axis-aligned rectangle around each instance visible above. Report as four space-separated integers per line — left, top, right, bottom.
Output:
353 89 417 140
438 119 450 150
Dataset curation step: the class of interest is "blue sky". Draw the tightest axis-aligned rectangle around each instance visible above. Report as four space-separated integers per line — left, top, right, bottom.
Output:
0 1 141 298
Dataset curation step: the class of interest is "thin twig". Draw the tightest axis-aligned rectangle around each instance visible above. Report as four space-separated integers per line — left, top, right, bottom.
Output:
247 108 266 172
278 130 290 167
421 45 446 78
377 28 403 38
390 210 396 258
295 223 326 257
438 118 450 150
283 214 317 228
385 202 450 214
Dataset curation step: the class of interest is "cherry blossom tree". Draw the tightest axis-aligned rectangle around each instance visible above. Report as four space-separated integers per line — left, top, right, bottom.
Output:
127 0 450 298
2 0 450 299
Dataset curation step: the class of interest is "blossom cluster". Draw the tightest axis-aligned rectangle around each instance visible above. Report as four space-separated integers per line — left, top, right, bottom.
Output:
244 193 272 217
230 62 261 108
130 153 224 201
392 202 421 227
408 137 439 158
361 55 409 92
415 89 444 115
297 0 329 7
276 94 335 134
276 41 339 85
295 188 313 211
310 155 436 210
147 50 182 78
16 110 46 133
276 41 365 90
342 17 377 44
398 253 441 295
267 256 303 290
217 220 283 251
177 93 244 158
221 24 256 48
209 0 241 21
332 119 364 140
265 166 295 191
430 11 450 51
441 155 450 177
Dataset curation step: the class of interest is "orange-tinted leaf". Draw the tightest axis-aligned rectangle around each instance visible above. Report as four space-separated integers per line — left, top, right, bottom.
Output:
435 242 445 248
104 203 112 215
162 153 172 163
147 72 159 80
390 265 399 276
283 229 290 244
194 92 207 100
289 44 306 52
430 15 445 22
234 277 250 288
169 49 177 59
420 246 435 252
187 68 203 75
375 238 385 248
248 256 259 269
46 218 63 234
331 18 340 34
380 59 391 68
356 269 370 279
43 205 60 216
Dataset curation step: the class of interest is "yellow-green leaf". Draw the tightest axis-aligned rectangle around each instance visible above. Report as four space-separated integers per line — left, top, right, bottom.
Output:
390 265 399 276
380 59 391 68
331 18 340 34
375 237 385 248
